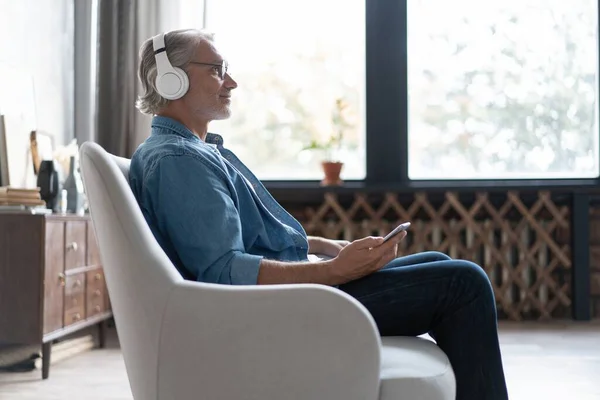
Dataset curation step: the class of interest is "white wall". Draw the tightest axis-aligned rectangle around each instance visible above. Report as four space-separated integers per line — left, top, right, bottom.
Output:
0 0 74 146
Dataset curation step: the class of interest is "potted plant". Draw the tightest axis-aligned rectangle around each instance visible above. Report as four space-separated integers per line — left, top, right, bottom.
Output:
303 98 353 186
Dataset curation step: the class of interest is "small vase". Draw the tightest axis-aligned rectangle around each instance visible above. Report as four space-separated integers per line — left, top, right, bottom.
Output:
63 156 85 215
37 160 62 211
320 161 344 186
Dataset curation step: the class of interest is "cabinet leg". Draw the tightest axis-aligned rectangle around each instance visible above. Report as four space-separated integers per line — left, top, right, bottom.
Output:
98 320 107 349
42 342 51 379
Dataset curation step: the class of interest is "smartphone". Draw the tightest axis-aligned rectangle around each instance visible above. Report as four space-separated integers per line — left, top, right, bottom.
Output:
382 222 411 243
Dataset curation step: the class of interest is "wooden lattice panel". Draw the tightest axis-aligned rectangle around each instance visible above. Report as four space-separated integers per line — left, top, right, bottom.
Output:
295 191 571 320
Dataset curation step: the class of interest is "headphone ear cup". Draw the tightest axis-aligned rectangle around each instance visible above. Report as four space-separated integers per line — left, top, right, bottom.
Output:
172 67 189 99
155 67 189 100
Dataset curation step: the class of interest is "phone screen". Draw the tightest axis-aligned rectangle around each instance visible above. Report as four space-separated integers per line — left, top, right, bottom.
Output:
383 222 411 243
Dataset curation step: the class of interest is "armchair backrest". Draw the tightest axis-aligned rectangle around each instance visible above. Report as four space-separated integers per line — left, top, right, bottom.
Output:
79 141 183 400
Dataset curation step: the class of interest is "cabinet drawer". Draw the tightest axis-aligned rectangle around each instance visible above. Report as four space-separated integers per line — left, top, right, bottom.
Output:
86 269 106 317
43 221 65 334
64 308 85 326
65 273 85 296
65 221 86 270
64 290 84 310
64 273 85 327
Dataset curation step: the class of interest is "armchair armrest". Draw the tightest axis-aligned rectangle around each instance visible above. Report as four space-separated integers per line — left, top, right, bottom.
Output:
157 281 382 400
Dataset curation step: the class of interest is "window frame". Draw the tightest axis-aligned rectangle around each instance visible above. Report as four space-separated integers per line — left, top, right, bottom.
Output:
264 0 600 190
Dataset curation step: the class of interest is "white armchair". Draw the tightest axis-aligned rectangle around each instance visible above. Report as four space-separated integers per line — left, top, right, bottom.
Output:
79 142 455 400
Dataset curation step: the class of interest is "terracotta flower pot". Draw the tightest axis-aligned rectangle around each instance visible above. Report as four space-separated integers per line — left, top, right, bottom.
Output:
321 161 344 186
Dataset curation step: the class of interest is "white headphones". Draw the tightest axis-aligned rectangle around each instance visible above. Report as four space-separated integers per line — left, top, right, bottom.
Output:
153 32 190 100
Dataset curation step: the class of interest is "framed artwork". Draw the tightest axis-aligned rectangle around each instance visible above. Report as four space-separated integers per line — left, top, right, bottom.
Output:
2 114 37 188
0 115 8 186
0 64 37 188
30 130 55 175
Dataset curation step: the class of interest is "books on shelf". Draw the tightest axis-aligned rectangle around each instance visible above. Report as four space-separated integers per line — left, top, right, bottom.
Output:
0 205 51 214
0 186 45 207
0 186 41 197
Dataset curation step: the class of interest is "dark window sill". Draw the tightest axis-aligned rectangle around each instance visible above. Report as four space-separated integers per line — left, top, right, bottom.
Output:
263 179 600 193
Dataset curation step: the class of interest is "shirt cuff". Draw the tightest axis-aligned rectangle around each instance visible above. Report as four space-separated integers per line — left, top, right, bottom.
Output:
229 252 263 285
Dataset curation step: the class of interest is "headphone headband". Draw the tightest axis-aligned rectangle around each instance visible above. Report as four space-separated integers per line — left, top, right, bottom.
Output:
152 32 189 101
153 32 166 53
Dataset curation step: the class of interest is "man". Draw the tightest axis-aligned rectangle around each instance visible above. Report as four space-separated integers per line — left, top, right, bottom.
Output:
130 29 509 400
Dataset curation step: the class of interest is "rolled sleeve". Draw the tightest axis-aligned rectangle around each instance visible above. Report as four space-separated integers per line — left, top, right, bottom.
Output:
229 252 263 285
144 154 263 285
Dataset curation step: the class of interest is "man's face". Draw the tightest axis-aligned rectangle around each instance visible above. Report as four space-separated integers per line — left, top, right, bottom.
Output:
183 40 237 121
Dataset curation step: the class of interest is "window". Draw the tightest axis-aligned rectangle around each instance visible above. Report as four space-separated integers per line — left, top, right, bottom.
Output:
407 0 599 179
205 0 366 180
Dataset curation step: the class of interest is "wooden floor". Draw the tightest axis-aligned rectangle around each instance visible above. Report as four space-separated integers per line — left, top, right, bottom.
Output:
0 321 599 399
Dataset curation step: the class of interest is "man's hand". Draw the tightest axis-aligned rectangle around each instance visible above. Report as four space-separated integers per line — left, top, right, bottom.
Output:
307 236 350 258
328 232 406 285
319 238 351 258
258 234 404 286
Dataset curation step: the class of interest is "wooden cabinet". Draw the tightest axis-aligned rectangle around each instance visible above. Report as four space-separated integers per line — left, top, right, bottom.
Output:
0 214 112 379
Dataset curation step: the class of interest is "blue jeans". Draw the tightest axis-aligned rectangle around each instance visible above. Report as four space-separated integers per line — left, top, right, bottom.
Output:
338 252 509 400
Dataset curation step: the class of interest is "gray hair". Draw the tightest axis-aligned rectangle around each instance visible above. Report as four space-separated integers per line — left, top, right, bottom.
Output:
135 29 215 115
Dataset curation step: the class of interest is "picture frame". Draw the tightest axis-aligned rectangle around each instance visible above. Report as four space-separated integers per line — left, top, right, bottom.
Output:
30 129 55 176
2 114 37 188
0 115 9 186
0 64 38 188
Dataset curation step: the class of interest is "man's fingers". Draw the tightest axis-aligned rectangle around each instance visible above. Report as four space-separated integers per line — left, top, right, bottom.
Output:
371 250 396 272
382 247 398 265
354 236 384 249
374 231 406 252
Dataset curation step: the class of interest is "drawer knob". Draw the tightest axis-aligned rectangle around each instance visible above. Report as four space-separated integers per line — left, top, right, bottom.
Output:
94 305 101 312
67 242 79 252
74 279 82 287
58 273 66 287
94 273 102 281
94 289 101 297
73 313 81 321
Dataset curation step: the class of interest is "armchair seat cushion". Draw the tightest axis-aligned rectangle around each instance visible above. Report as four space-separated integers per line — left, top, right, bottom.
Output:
379 337 455 400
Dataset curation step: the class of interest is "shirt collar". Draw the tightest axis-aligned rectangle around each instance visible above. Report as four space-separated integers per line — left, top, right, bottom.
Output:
151 115 225 145
205 132 224 145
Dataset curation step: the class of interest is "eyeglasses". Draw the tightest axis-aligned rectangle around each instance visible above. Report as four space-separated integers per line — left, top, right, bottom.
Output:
188 60 229 80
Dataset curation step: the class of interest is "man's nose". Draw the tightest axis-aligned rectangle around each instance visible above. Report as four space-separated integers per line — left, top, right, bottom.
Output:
224 73 238 89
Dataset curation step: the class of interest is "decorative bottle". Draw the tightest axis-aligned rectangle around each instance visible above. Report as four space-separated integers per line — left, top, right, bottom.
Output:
37 160 62 211
63 156 85 214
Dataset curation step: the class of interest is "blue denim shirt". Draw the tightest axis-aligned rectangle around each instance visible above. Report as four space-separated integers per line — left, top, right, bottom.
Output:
129 116 309 284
